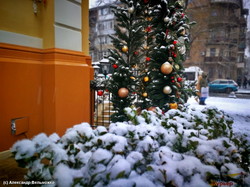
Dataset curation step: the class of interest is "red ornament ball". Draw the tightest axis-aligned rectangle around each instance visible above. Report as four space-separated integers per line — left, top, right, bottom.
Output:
165 29 169 35
145 26 152 32
171 80 175 83
173 40 178 45
181 13 185 18
146 57 151 61
177 77 183 82
134 51 139 55
171 76 174 79
97 90 104 96
112 64 118 69
172 52 177 58
144 0 149 3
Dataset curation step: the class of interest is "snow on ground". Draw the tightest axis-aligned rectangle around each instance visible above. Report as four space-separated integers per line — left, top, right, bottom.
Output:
188 96 250 143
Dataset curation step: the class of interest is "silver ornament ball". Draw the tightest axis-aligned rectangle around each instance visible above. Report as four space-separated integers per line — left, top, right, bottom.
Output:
163 86 172 94
128 6 134 13
164 16 170 23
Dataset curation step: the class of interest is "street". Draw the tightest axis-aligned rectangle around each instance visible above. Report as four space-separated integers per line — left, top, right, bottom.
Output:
209 88 250 99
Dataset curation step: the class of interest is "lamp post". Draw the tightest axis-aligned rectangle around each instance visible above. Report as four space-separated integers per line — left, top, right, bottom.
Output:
100 58 110 79
93 65 100 77
92 61 100 77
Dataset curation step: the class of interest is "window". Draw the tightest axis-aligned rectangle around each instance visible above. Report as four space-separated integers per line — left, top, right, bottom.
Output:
98 20 114 31
212 80 220 84
99 8 110 16
210 48 216 57
208 67 214 78
210 30 216 40
211 10 217 16
219 81 228 84
110 21 113 29
99 36 107 44
98 23 104 30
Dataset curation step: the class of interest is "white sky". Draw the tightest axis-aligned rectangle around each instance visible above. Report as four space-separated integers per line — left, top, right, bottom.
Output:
89 0 96 8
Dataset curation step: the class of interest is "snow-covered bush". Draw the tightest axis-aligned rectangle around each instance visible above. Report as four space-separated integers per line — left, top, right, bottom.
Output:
11 107 250 186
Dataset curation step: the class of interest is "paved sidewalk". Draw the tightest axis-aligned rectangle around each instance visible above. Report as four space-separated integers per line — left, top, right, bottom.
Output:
237 88 250 94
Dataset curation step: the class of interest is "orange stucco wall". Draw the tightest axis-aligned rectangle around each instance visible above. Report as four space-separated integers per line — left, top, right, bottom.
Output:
0 43 93 151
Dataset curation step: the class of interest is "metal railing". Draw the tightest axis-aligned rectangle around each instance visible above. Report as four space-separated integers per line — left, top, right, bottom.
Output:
90 81 113 128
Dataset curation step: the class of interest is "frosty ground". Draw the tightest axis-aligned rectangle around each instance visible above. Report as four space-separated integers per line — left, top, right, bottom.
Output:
187 96 250 143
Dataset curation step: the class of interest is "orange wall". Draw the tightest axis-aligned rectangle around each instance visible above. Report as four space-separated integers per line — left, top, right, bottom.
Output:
0 43 93 151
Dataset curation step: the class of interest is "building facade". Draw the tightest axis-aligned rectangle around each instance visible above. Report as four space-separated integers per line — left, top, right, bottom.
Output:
89 4 116 62
186 0 248 81
0 0 93 151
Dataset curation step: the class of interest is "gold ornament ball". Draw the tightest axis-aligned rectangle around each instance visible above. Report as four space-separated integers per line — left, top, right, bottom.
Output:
175 64 180 70
143 76 149 82
178 0 185 7
163 86 172 94
169 103 178 109
130 76 136 80
161 62 173 75
120 27 127 34
122 46 128 52
142 92 148 97
118 88 129 98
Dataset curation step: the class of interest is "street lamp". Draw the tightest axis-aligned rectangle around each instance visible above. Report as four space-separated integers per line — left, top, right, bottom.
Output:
92 61 100 77
100 58 110 79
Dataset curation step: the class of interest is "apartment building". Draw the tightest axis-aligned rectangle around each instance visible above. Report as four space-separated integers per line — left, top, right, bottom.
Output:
186 0 248 81
89 3 115 62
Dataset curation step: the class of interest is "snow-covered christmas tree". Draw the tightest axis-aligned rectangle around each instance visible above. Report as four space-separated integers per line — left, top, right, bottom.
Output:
107 0 154 122
146 0 195 111
108 0 196 122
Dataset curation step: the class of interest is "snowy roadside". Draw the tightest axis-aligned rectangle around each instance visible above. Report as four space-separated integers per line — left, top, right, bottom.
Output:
188 96 250 143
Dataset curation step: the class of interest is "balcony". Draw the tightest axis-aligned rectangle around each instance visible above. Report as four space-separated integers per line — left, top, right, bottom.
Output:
206 37 238 47
210 0 240 8
204 56 237 63
237 62 245 68
208 15 239 26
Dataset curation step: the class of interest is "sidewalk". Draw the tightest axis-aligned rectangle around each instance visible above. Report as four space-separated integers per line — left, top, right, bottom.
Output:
237 88 250 94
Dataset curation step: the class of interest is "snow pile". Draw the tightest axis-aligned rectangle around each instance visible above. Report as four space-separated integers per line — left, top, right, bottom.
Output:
11 106 250 186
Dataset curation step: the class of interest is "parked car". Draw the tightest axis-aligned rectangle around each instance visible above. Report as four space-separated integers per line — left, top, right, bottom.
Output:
208 79 238 93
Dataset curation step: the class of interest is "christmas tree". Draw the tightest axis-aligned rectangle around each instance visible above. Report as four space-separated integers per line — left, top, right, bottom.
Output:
146 0 195 112
107 0 148 122
108 0 195 121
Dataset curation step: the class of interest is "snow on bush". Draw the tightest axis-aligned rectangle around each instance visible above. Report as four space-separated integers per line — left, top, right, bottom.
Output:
11 106 250 186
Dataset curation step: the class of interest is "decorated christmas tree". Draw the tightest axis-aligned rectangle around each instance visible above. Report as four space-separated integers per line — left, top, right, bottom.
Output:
108 0 195 121
107 0 148 122
146 0 195 112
